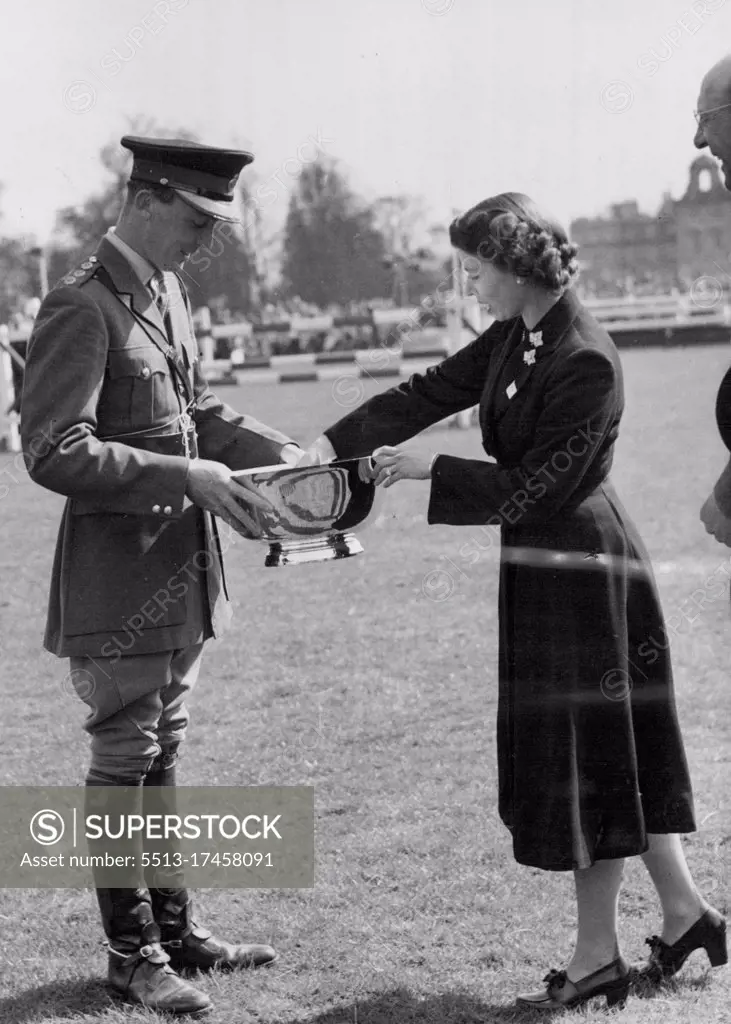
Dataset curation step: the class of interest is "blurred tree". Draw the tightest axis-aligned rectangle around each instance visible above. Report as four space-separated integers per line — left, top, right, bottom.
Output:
280 158 390 307
0 237 36 324
373 195 443 305
373 194 429 257
52 138 132 256
0 186 37 323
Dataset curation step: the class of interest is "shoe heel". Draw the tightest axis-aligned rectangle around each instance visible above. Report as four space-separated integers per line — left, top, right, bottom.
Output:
705 926 728 968
605 978 630 1009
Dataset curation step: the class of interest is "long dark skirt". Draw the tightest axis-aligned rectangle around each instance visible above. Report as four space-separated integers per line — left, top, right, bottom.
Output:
498 481 696 871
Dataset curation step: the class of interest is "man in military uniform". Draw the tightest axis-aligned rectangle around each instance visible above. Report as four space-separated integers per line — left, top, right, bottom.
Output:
693 57 731 546
21 137 305 1015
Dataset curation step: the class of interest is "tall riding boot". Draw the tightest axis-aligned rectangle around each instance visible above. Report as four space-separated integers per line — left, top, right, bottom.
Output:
143 752 188 895
143 758 276 972
86 776 211 1014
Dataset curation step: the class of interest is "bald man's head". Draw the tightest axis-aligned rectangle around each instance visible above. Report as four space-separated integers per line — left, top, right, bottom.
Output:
695 54 731 189
699 55 731 108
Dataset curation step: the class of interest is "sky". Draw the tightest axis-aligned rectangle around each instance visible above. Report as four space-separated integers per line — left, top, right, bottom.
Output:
0 0 729 244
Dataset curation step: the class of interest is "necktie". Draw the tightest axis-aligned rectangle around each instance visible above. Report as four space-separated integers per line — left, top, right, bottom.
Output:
150 271 171 326
151 271 196 456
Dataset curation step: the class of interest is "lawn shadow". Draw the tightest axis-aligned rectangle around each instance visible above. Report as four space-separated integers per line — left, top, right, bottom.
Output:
0 977 115 1022
284 975 719 1024
286 986 588 1023
632 966 717 1001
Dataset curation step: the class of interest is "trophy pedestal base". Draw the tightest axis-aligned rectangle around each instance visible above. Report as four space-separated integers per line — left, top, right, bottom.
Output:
265 532 363 567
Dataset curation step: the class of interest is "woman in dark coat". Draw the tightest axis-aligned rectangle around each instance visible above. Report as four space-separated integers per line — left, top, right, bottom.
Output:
308 194 727 1009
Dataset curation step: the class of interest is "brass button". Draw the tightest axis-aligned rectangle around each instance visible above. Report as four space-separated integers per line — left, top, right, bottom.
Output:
163 505 172 515
152 504 161 514
141 366 151 379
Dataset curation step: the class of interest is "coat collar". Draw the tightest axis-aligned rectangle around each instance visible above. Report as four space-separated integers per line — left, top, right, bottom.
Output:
526 287 582 349
94 235 168 344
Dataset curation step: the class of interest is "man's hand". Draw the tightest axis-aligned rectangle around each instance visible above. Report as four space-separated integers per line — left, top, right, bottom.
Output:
700 491 731 547
185 459 275 538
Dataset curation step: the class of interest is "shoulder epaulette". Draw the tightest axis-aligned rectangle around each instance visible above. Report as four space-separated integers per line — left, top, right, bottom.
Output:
56 254 101 289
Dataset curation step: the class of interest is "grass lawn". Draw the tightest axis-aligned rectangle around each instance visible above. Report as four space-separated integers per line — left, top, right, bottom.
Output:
0 343 729 1023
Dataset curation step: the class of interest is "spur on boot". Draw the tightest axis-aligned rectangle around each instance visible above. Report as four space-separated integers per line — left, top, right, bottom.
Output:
638 907 728 983
108 942 211 1015
516 956 631 1011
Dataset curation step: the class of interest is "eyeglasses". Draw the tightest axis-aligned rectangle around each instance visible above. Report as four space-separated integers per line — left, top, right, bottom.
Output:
694 102 731 127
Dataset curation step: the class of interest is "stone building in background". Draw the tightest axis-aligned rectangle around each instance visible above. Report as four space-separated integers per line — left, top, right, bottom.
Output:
674 155 731 289
570 154 731 297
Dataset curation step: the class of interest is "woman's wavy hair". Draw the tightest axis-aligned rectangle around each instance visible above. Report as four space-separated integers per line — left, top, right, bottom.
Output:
449 192 579 292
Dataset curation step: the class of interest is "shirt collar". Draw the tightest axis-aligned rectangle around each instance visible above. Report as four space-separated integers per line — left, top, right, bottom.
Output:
105 228 158 289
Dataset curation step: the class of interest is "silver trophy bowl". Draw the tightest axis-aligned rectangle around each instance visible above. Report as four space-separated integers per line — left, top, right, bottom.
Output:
232 458 380 566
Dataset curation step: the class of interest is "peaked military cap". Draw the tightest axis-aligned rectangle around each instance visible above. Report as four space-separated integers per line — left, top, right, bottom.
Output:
121 136 254 222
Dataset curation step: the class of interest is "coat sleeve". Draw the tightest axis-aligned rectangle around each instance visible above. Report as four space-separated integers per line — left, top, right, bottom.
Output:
712 457 731 518
191 359 297 470
20 287 190 517
428 347 617 526
713 366 731 516
323 326 500 459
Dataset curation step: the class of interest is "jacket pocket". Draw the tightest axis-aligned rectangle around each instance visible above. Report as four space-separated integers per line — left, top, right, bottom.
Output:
63 511 189 637
105 345 170 425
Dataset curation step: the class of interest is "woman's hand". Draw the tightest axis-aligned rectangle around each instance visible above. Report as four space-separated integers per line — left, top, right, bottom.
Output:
370 446 433 488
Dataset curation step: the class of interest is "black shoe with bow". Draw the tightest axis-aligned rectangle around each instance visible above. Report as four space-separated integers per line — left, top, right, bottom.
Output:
515 957 631 1010
637 908 727 984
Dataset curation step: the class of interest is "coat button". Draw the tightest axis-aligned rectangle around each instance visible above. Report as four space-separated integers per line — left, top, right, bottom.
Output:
152 504 161 514
141 366 151 378
163 505 172 515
